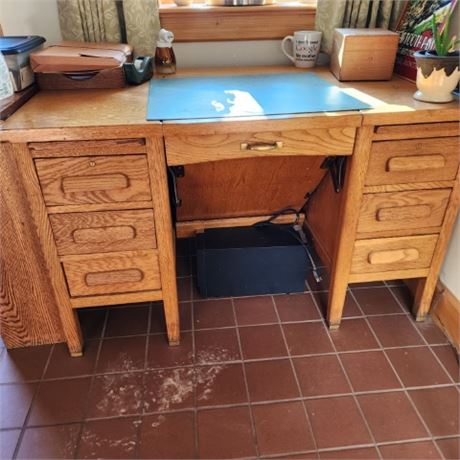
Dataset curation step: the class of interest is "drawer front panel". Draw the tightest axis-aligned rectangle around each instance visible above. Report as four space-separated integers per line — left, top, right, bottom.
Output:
50 209 156 256
63 250 161 297
366 137 459 185
35 155 152 206
373 122 460 140
165 127 356 165
351 235 438 274
29 138 146 158
358 189 451 234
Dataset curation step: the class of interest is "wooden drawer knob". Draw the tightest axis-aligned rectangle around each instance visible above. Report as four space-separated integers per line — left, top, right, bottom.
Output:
72 225 136 244
376 204 432 222
85 268 144 286
62 173 129 193
387 154 446 172
368 248 420 265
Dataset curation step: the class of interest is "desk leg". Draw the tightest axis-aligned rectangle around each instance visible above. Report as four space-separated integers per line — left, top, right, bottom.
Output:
413 173 460 321
146 137 180 345
327 126 374 329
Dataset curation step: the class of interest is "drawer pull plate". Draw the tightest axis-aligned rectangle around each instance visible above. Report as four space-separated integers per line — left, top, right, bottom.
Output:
368 248 420 265
62 173 129 193
72 226 136 244
85 268 144 286
376 204 432 222
387 154 446 172
240 141 283 151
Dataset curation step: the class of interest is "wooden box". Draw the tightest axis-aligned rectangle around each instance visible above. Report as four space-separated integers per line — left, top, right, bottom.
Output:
36 66 126 90
330 28 399 81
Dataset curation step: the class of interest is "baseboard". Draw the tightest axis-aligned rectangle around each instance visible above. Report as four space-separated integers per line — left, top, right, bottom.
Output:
431 282 460 353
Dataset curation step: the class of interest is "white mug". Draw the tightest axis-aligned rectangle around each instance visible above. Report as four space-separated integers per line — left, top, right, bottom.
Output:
281 31 322 68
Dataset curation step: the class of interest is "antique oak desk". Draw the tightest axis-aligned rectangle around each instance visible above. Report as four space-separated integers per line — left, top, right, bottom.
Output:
1 66 459 356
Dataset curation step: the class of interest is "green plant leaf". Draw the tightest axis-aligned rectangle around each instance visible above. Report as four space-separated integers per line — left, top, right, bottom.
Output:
432 13 442 55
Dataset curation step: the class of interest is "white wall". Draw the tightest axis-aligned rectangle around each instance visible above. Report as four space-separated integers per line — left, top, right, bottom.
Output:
1 0 459 298
0 0 62 44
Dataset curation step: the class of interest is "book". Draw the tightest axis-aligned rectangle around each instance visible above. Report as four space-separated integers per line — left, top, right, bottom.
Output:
394 0 457 81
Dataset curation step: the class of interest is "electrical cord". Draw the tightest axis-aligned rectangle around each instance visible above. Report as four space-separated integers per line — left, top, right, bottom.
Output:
252 208 323 283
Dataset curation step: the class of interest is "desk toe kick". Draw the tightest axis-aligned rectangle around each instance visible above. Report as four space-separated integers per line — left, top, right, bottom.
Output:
306 123 460 330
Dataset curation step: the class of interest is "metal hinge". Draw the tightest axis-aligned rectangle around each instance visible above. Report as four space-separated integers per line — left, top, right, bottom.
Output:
321 156 347 193
168 165 184 207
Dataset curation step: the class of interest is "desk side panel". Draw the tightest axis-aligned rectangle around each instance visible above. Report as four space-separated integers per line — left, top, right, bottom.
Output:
0 143 65 347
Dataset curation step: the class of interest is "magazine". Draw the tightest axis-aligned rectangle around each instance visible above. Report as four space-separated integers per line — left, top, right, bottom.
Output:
394 0 457 81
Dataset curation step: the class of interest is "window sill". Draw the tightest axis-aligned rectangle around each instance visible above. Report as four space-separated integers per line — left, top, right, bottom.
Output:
159 3 317 42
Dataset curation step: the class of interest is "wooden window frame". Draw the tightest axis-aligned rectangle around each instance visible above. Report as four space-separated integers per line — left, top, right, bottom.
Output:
159 3 317 42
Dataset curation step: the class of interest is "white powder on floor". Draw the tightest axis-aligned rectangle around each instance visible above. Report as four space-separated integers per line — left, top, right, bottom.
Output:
80 421 138 457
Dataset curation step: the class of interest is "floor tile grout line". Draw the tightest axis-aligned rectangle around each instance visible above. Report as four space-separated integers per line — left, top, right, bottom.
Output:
72 308 109 459
134 301 155 458
12 348 457 386
308 292 384 460
270 295 320 457
190 282 200 460
386 283 457 385
348 289 446 460
12 342 56 460
231 297 261 459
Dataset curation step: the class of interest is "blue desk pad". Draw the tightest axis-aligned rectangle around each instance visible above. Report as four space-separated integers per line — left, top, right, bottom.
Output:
147 72 373 121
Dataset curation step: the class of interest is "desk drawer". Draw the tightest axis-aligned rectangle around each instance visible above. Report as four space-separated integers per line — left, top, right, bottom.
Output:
366 137 459 186
165 127 356 165
63 250 161 297
35 155 152 206
351 235 438 274
357 189 451 234
50 210 156 256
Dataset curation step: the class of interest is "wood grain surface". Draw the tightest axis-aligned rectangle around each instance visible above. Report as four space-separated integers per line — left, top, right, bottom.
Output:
366 137 459 186
62 250 161 297
29 138 147 158
50 209 156 255
0 143 65 348
3 143 83 354
146 137 180 345
176 156 327 221
165 127 356 165
35 155 152 206
351 234 438 274
357 189 451 235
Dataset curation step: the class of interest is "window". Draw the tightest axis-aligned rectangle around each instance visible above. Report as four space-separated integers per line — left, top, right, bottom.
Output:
159 1 317 42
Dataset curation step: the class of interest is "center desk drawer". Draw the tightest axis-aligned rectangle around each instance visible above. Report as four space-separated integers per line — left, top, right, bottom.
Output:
358 189 451 234
62 250 161 297
366 137 459 186
165 127 356 165
35 155 152 206
50 210 156 256
351 234 438 274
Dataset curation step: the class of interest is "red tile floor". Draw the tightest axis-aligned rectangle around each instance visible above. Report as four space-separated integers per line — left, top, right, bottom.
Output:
1 238 459 459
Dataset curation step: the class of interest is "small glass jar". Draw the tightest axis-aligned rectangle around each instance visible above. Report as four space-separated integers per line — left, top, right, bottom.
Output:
155 46 176 75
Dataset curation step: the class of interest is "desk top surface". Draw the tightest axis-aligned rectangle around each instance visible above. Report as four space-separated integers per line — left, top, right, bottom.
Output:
1 65 459 135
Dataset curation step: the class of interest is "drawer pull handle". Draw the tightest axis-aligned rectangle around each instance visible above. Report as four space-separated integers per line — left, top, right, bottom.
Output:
387 154 446 172
240 141 283 151
72 226 136 244
62 173 129 193
376 204 432 222
85 268 143 286
368 248 420 265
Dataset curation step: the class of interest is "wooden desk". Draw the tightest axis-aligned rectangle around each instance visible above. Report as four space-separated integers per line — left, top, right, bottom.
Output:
1 66 459 355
